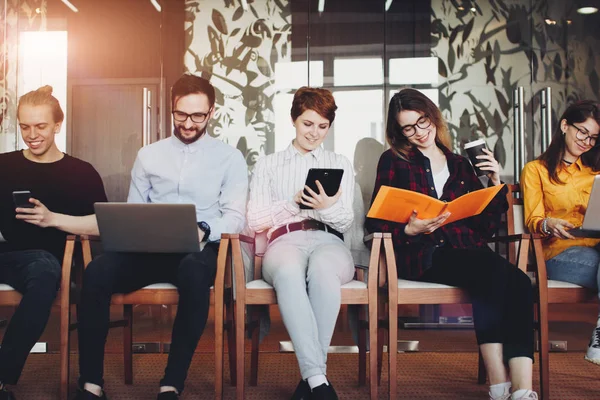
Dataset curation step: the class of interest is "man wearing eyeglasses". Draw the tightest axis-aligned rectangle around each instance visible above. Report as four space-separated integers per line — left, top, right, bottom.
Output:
75 74 248 400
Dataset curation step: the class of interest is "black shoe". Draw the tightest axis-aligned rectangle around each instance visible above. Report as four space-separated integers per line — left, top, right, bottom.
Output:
72 388 107 400
0 387 16 400
156 391 179 400
310 382 338 400
290 379 311 400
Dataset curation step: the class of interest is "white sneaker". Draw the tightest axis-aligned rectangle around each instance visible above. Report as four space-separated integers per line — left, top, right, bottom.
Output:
489 385 511 400
512 390 538 400
489 391 510 400
584 325 600 365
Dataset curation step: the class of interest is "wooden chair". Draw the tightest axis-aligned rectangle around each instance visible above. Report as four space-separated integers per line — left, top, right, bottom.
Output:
219 229 382 400
377 184 539 399
0 235 76 399
79 235 236 397
528 210 597 400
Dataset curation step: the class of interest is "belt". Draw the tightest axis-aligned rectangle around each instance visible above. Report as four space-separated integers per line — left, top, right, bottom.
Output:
270 219 343 242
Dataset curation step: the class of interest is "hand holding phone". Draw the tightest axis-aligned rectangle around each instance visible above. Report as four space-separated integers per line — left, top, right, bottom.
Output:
12 191 34 209
298 168 344 210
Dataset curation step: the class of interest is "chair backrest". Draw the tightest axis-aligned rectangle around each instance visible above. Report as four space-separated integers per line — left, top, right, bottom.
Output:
505 184 526 265
506 184 525 235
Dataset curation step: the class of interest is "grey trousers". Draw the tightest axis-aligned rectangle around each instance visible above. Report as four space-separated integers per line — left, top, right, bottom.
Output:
262 230 355 379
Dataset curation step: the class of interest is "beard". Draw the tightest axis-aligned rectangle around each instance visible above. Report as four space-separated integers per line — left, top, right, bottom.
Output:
173 124 207 144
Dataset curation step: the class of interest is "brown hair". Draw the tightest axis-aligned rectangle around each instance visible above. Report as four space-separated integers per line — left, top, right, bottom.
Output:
539 100 600 184
17 85 64 123
290 86 337 124
171 73 216 110
386 88 452 160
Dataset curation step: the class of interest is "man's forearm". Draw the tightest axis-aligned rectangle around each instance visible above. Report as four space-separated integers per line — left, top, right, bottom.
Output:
53 214 99 236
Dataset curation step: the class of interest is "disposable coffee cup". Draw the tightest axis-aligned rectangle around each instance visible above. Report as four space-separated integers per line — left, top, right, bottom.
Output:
464 139 488 176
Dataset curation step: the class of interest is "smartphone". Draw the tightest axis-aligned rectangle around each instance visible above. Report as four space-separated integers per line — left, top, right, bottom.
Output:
12 190 34 209
299 168 344 210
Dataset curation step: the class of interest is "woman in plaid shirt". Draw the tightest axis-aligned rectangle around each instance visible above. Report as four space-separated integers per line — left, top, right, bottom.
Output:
366 89 537 400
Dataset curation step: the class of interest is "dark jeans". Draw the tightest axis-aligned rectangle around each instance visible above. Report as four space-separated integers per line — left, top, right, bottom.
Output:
77 243 218 393
0 250 61 384
420 246 534 362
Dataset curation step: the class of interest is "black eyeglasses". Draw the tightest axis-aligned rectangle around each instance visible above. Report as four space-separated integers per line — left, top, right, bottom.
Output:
172 109 212 124
400 115 432 137
570 123 598 146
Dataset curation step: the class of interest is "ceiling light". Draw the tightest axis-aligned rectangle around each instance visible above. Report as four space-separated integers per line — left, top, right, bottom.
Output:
577 6 599 14
60 0 78 12
150 0 161 12
318 0 325 13
566 19 573 24
470 7 476 12
544 18 557 25
241 0 248 11
457 5 464 10
385 0 393 12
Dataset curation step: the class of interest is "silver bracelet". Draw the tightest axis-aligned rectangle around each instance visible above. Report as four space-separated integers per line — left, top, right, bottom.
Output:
541 218 551 235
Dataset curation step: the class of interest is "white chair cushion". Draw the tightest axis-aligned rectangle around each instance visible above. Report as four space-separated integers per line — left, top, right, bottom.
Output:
246 279 366 290
0 284 15 291
525 272 585 288
247 279 273 290
141 283 177 290
138 284 215 290
547 280 584 289
342 280 367 289
398 279 458 289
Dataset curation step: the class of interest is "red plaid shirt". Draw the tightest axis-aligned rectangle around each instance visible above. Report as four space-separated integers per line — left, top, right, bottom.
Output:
365 146 508 280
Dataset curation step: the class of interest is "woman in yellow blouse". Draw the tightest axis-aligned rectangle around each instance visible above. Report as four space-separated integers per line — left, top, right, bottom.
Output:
521 100 600 365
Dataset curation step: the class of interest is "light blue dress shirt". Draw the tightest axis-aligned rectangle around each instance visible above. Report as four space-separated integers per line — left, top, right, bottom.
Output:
128 134 248 241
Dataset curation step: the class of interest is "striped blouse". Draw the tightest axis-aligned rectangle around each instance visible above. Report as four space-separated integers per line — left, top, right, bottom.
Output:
247 142 355 238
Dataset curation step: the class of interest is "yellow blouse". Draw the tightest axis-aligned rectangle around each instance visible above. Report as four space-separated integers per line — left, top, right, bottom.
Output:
521 159 600 260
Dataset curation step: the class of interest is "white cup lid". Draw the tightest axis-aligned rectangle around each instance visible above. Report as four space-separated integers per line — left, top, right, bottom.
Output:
464 138 486 149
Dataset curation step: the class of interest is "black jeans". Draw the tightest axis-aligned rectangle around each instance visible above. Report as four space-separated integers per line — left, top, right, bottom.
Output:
419 246 534 362
0 250 61 384
77 243 218 393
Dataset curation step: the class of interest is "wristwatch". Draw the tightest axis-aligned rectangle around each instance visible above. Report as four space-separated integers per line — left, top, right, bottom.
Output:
197 221 211 242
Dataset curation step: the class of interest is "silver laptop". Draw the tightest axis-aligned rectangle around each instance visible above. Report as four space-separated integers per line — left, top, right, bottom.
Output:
94 203 200 253
570 175 600 238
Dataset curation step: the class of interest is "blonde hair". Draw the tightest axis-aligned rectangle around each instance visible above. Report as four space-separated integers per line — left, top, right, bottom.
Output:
17 85 64 123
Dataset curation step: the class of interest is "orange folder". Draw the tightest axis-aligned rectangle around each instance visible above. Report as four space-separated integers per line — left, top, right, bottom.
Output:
367 184 505 226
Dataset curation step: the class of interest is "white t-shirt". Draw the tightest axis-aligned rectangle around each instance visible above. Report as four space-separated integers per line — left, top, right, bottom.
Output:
433 163 450 199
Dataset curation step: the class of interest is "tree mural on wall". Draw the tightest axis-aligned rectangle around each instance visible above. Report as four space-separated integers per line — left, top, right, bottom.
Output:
184 0 291 169
432 0 600 177
0 0 46 151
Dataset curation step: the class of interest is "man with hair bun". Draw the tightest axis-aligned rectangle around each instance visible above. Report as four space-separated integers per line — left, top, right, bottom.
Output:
0 85 107 399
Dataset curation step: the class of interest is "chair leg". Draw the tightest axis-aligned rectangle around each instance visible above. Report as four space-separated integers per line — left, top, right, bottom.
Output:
226 297 237 387
60 300 71 400
215 295 224 400
368 299 378 400
235 303 245 400
377 297 386 386
538 301 550 400
388 303 398 400
477 349 487 384
357 305 367 387
249 307 260 386
123 304 133 385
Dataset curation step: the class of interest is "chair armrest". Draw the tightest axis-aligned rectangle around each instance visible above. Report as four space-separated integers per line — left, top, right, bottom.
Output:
220 233 254 244
363 232 384 244
80 234 101 241
487 233 529 243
